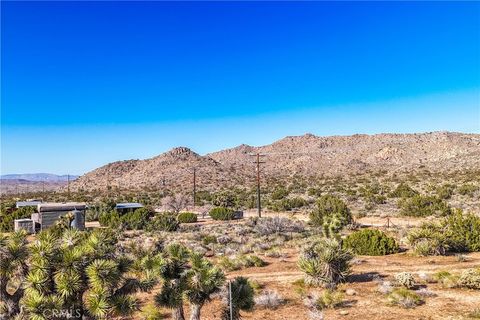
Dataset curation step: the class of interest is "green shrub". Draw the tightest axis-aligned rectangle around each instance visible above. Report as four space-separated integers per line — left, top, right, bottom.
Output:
271 187 289 200
398 195 451 217
407 210 480 255
309 195 351 236
0 205 35 232
218 255 266 271
202 235 217 246
443 210 480 252
458 184 479 197
457 268 480 290
436 184 455 200
147 212 179 232
209 207 235 221
98 209 121 228
387 288 423 308
122 207 153 230
314 289 344 310
177 212 197 223
433 271 459 288
389 183 418 198
343 229 399 256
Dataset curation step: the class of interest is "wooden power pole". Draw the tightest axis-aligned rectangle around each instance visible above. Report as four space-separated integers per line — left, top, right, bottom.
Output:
250 153 265 218
193 167 196 208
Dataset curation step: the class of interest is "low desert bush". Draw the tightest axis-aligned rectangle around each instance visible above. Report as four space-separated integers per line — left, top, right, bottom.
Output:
433 271 459 288
343 229 399 256
218 254 266 271
457 268 480 290
209 207 235 221
389 183 418 198
254 290 285 309
298 238 353 288
202 235 217 246
408 210 480 255
177 211 197 223
305 290 344 310
398 195 451 217
146 212 179 232
254 217 304 236
458 184 479 197
387 288 424 309
394 272 415 289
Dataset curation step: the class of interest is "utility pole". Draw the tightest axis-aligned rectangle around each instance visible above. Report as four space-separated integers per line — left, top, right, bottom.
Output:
250 153 265 218
67 174 71 199
193 167 197 209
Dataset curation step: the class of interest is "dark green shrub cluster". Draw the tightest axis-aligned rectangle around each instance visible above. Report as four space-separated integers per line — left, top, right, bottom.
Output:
270 187 289 200
0 205 35 232
268 197 308 212
309 195 352 236
202 235 217 246
398 195 451 217
408 210 480 255
343 229 399 256
436 184 455 200
177 212 198 223
209 207 235 221
389 183 418 198
146 212 179 232
99 207 153 230
458 184 479 197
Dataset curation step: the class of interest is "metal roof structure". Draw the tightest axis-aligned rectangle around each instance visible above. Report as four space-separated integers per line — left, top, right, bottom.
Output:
115 202 144 209
16 200 42 208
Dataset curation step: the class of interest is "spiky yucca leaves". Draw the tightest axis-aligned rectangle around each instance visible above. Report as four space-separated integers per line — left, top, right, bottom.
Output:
0 231 29 320
155 243 190 320
298 238 353 288
185 253 225 320
21 228 164 320
221 277 254 320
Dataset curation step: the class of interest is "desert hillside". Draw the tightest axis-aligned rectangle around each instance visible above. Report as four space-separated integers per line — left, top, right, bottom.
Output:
70 132 480 193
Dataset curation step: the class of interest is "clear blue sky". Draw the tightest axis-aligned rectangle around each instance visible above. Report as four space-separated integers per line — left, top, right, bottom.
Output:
1 1 479 175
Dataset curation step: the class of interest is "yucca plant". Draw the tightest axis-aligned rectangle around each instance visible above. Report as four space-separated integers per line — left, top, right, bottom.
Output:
185 253 225 320
155 243 190 320
297 238 353 288
221 277 254 320
21 228 164 320
0 231 29 320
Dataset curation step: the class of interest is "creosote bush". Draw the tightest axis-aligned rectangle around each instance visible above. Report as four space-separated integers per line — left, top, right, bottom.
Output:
309 195 352 237
146 212 179 232
408 210 480 255
209 207 236 221
343 229 399 256
177 212 197 223
398 195 451 217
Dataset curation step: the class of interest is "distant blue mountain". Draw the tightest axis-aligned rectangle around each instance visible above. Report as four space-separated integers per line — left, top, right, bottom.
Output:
0 173 79 182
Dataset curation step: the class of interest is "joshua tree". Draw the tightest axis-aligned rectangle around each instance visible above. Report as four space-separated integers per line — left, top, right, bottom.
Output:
185 253 225 320
155 243 190 320
221 277 254 320
297 238 353 288
0 231 29 320
21 228 163 319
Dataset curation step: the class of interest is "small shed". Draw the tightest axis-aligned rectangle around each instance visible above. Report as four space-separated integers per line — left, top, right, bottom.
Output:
35 203 86 230
14 218 34 234
115 202 143 214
